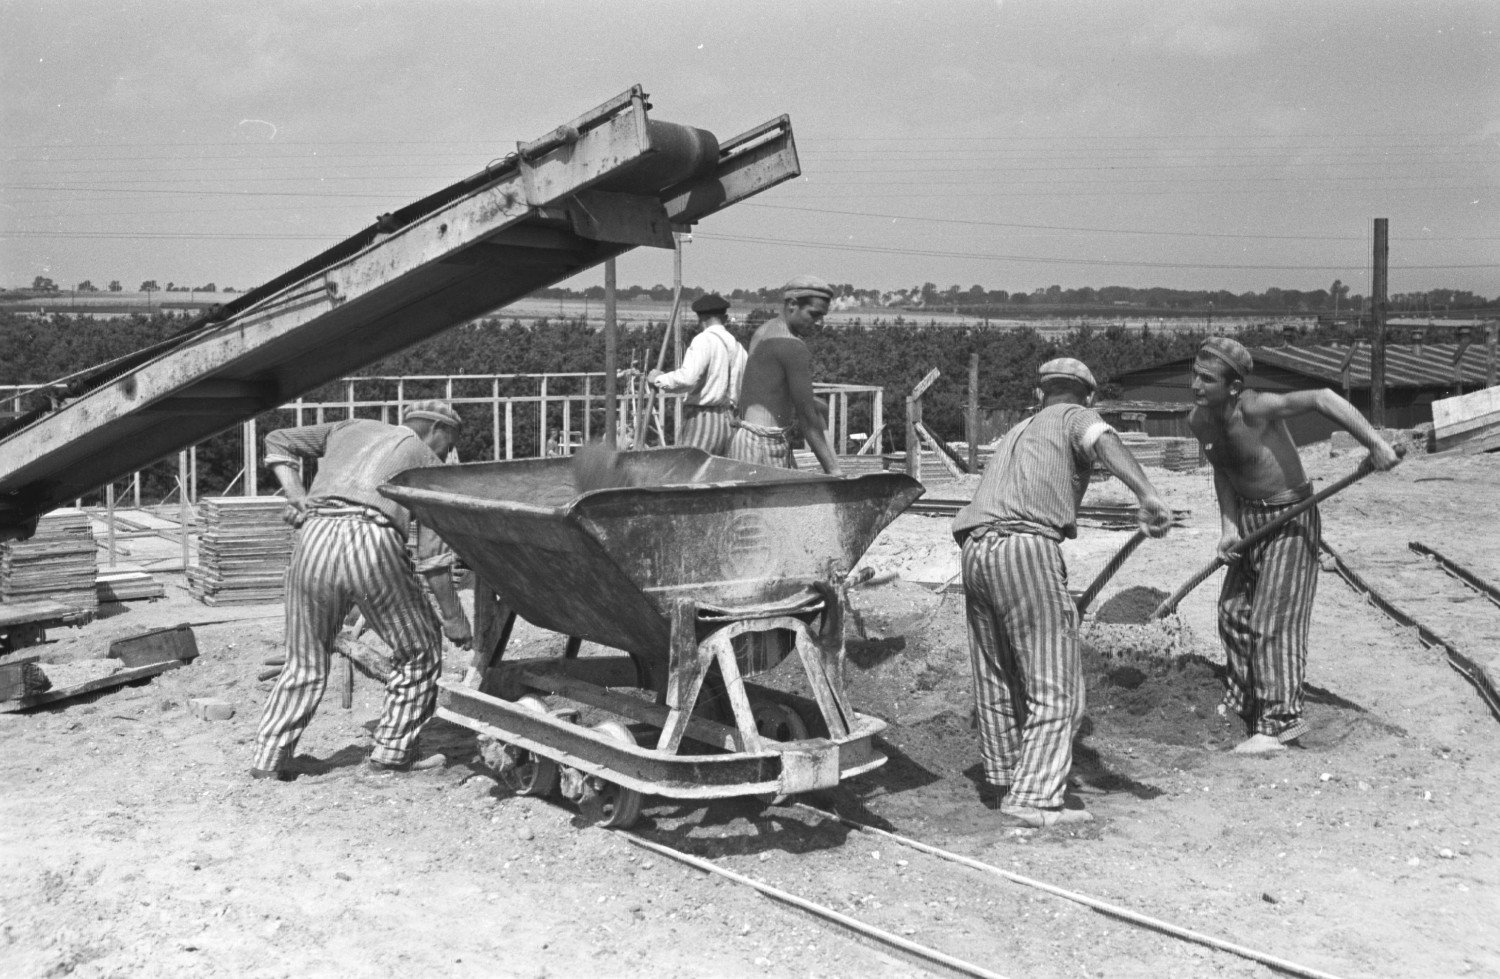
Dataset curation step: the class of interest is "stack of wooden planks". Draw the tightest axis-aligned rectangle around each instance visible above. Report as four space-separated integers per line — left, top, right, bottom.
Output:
96 563 166 603
0 508 98 619
187 497 294 606
1115 432 1203 471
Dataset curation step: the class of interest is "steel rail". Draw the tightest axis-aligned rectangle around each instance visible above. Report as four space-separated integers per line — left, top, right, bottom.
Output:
624 834 1012 979
1408 541 1500 611
1319 540 1500 721
791 803 1350 979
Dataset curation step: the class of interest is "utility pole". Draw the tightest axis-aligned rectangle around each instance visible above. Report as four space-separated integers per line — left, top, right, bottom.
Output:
604 259 618 448
1488 321 1498 389
672 233 685 438
966 353 980 472
1370 218 1388 428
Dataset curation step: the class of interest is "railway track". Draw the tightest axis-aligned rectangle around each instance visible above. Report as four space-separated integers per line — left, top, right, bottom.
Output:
623 804 1346 979
1320 539 1500 720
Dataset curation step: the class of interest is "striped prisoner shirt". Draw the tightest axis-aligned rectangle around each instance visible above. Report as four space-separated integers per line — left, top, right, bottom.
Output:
953 403 1112 542
264 418 452 571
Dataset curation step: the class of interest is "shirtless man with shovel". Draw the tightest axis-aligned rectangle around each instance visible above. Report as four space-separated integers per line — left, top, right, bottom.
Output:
1188 337 1401 754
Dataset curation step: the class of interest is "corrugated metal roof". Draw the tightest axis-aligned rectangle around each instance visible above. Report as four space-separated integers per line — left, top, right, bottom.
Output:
1252 343 1493 389
1114 343 1495 391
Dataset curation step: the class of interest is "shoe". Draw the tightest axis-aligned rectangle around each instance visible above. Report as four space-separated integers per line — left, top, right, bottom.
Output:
363 751 447 775
250 767 293 782
1231 734 1287 755
999 804 1094 828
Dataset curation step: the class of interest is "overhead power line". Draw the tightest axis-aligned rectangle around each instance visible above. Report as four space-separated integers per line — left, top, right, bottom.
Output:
694 231 1499 273
745 203 1500 242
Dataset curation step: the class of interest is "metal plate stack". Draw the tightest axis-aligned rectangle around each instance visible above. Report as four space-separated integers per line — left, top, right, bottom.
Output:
187 497 294 606
0 509 99 620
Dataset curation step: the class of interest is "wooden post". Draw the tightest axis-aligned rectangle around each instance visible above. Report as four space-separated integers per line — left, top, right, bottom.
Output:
604 258 619 448
905 368 941 481
244 419 258 496
871 388 884 455
838 391 849 455
178 450 190 572
538 374 549 456
967 352 980 472
672 235 685 439
105 481 117 568
1487 321 1497 389
1370 218 1388 427
491 378 500 460
583 376 593 441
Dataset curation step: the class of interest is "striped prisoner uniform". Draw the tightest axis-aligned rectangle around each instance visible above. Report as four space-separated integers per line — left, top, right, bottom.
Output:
653 322 747 456
726 419 796 469
1217 485 1319 742
254 419 453 772
952 403 1111 808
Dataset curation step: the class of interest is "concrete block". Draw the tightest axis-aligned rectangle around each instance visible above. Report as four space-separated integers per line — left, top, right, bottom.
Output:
189 697 235 721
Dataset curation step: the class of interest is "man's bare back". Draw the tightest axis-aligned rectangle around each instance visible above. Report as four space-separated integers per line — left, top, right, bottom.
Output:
739 322 808 428
734 284 840 474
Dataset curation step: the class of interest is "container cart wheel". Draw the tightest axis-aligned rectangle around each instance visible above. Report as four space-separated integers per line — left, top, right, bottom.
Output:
588 720 645 829
752 702 811 806
498 696 559 797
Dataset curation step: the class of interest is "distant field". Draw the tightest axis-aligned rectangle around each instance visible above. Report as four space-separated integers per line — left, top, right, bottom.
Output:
3 292 1296 334
0 292 221 315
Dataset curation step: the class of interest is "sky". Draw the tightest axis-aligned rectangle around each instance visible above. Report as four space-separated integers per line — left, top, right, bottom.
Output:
2 0 1497 300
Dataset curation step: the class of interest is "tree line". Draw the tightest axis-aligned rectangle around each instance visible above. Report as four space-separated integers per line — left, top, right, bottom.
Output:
2 310 1361 504
532 280 1495 316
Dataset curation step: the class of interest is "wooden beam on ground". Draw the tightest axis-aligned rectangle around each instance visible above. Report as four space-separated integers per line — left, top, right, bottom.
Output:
914 420 967 478
0 659 187 713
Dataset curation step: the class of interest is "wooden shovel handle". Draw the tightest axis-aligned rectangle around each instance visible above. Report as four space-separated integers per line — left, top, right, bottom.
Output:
1150 449 1396 619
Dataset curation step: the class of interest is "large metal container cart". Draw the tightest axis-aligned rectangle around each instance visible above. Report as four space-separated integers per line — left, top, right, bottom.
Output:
382 448 923 827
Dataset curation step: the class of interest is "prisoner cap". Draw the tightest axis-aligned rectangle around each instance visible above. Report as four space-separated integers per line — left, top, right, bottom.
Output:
402 399 463 429
691 293 730 314
1038 357 1098 392
782 275 834 302
1198 336 1254 379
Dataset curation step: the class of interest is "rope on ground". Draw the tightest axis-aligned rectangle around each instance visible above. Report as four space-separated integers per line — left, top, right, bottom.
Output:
793 803 1347 979
624 834 1012 979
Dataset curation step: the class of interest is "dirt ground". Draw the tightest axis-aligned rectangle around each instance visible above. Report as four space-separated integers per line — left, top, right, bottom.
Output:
3 441 1498 979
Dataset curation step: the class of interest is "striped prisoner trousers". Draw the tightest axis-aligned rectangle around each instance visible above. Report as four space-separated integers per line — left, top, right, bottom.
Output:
1218 499 1320 741
254 515 443 771
726 421 795 468
677 404 734 455
961 529 1082 808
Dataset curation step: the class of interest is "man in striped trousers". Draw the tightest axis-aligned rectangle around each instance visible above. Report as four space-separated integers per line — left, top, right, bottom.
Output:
251 400 473 781
954 359 1172 827
648 293 747 456
1189 337 1399 754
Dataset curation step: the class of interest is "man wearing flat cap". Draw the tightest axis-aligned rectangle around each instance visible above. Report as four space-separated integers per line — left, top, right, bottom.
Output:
727 275 841 473
1189 336 1399 754
648 292 747 455
953 357 1173 828
252 399 473 781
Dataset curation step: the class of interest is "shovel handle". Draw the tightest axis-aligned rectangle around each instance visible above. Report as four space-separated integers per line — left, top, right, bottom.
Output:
1150 448 1398 619
1075 529 1148 616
